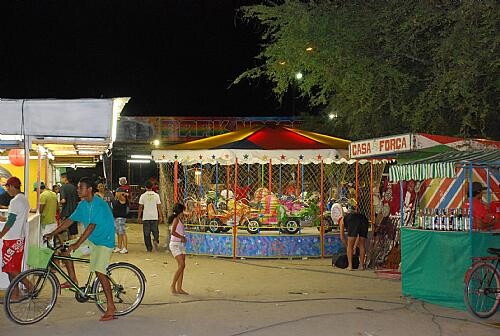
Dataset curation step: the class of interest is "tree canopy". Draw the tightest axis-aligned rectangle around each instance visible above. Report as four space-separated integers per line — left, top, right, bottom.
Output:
235 0 499 140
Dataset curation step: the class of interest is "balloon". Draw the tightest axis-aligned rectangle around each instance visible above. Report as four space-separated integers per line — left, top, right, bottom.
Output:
8 149 25 166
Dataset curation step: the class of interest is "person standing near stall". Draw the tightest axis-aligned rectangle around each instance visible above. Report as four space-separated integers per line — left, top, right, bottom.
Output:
112 189 129 254
465 182 495 231
339 209 369 271
0 177 30 299
60 173 79 239
32 181 58 246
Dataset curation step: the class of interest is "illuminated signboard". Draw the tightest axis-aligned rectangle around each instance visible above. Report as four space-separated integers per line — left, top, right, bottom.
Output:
350 134 414 158
116 116 301 144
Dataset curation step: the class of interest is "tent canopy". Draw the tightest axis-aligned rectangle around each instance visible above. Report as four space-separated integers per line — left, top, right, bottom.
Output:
389 150 500 181
153 125 351 165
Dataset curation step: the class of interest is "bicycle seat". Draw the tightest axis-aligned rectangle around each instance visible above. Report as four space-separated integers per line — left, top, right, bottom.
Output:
487 247 500 256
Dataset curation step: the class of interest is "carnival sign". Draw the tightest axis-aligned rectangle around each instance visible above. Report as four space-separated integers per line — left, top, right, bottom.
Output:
350 134 413 159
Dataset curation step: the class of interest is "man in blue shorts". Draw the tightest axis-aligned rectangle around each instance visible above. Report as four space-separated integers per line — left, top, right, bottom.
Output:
44 177 116 321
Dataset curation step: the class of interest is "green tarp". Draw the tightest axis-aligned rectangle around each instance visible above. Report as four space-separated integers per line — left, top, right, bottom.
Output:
401 228 498 310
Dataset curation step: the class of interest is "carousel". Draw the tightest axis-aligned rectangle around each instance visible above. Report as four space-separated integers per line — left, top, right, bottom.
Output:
153 126 386 258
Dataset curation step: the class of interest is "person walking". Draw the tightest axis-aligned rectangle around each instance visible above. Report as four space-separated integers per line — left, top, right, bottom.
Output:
44 177 117 321
59 173 79 239
138 180 164 252
168 203 188 295
0 177 30 300
112 189 129 254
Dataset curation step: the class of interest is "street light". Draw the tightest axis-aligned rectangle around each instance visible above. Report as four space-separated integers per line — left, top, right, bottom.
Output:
153 139 160 147
328 113 337 120
295 72 303 80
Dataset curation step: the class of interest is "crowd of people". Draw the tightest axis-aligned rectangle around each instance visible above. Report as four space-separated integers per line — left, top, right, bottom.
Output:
0 174 189 321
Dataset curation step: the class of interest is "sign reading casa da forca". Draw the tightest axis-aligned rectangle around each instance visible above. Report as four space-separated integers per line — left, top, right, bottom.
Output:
350 134 413 159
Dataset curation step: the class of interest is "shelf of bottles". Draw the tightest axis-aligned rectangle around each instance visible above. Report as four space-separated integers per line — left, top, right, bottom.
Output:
405 208 471 231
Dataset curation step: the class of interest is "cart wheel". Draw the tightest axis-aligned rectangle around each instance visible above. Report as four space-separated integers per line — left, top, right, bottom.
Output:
284 219 300 234
207 218 222 233
246 218 260 234
317 217 333 233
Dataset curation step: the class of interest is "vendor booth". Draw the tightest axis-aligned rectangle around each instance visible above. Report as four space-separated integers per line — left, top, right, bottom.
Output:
389 149 500 310
0 98 129 289
154 126 387 258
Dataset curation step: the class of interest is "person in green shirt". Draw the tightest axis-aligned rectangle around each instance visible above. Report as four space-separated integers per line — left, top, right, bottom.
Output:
33 182 58 245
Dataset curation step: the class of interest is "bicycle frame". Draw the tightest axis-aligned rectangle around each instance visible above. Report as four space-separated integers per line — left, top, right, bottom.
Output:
50 254 98 298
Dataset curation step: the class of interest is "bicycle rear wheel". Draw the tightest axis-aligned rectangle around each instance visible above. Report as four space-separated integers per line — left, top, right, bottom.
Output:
4 268 58 325
93 262 146 316
464 262 500 319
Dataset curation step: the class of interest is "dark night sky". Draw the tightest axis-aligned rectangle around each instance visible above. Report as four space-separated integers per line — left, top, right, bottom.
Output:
0 1 287 117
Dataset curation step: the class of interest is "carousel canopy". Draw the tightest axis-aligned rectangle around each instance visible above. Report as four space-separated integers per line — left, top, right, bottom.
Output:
389 150 500 182
153 126 352 165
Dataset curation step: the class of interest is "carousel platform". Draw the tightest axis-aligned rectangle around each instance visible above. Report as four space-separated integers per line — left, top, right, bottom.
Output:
185 231 343 258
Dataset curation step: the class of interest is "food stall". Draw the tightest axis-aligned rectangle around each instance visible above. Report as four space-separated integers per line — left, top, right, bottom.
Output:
154 125 387 258
0 98 129 289
389 150 500 310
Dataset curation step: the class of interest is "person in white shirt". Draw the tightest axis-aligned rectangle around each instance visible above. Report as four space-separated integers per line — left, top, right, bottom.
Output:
138 181 164 252
0 177 30 300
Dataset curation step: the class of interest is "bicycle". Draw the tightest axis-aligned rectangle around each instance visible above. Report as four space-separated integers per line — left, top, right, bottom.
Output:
3 242 146 325
464 246 500 319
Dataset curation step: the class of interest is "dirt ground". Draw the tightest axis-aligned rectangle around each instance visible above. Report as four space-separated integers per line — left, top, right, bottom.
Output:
0 223 498 335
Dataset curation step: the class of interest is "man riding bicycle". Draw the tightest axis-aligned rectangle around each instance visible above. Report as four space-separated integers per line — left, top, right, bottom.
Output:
44 177 117 321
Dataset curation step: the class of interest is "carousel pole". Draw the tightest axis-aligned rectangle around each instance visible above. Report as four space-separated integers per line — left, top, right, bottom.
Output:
278 163 282 198
296 160 300 196
226 164 230 194
173 160 179 203
183 165 188 201
199 160 203 199
268 159 272 193
320 160 325 258
233 158 238 260
215 161 219 207
355 161 359 211
370 160 374 224
301 163 304 201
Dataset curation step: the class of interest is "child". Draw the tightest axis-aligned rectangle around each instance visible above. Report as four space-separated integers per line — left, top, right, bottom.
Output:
168 203 188 295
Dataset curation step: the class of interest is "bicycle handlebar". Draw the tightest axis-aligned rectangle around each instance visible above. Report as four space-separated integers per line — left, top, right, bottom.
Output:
43 237 69 252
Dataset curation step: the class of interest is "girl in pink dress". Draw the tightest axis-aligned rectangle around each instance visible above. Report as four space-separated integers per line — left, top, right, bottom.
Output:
168 203 188 294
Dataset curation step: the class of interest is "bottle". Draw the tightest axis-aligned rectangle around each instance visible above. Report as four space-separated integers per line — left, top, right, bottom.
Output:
417 209 423 229
424 208 431 230
456 208 462 231
449 209 455 231
433 209 440 230
464 208 470 231
441 208 448 231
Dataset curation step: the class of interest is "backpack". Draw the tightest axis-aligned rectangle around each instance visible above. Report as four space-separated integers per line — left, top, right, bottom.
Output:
332 247 360 269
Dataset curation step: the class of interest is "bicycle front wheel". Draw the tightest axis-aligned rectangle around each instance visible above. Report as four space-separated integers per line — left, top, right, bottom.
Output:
464 262 500 319
4 268 58 325
92 262 146 316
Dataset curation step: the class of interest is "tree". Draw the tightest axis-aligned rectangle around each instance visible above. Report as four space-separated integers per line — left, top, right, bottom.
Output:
235 0 499 140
